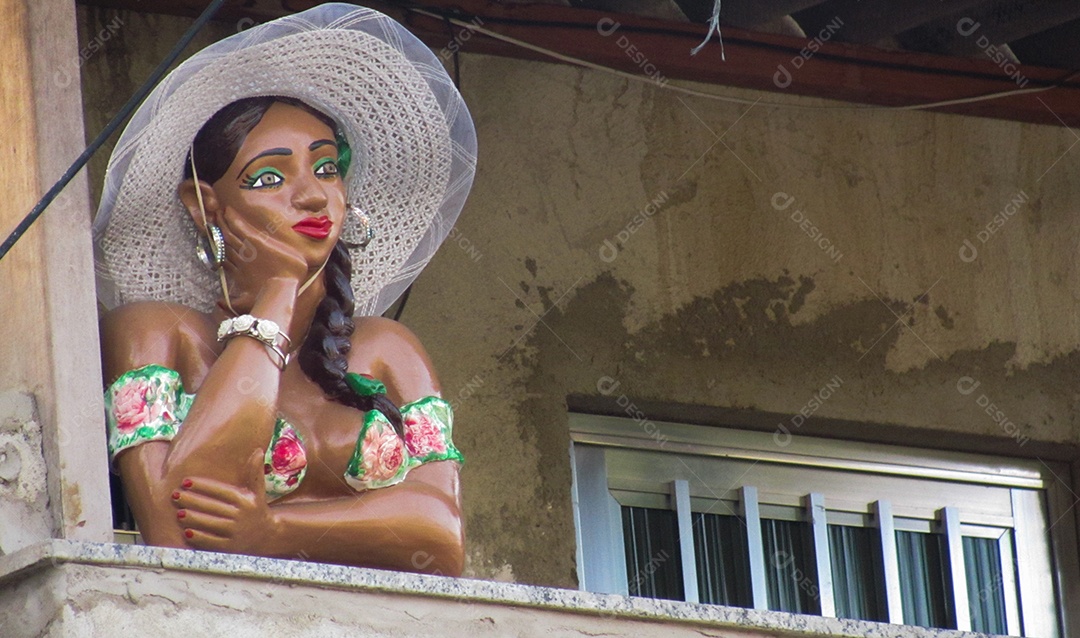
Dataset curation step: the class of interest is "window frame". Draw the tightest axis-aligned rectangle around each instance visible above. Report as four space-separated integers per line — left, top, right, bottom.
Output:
570 413 1080 636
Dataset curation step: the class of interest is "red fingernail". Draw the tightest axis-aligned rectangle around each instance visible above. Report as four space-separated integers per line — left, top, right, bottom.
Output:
185 529 194 539
177 510 186 519
172 491 181 500
182 479 194 489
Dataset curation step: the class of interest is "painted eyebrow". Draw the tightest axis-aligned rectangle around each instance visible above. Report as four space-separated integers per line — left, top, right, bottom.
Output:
235 148 292 179
309 139 336 151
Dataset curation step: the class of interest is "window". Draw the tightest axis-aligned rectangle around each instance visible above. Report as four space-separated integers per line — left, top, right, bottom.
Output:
570 414 1078 636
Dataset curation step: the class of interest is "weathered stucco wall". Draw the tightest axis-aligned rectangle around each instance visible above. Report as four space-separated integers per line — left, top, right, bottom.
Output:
410 54 1080 588
79 8 1080 592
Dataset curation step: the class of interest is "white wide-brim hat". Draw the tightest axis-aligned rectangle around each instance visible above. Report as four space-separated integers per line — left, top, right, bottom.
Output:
92 3 476 315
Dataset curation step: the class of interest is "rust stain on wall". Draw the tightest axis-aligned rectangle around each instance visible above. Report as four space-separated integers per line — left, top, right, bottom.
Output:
63 482 85 532
486 271 1080 588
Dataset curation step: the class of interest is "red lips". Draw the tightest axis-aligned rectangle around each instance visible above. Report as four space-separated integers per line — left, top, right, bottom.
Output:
292 216 332 240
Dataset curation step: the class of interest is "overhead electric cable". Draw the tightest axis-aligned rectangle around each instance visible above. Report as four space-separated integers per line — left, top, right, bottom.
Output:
0 0 228 262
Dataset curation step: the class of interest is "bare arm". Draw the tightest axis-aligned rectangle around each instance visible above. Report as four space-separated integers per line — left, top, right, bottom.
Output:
101 290 295 544
172 318 466 573
179 462 464 574
102 205 308 545
160 277 299 484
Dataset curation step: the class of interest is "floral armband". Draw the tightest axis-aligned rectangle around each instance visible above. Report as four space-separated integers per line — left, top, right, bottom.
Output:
344 396 464 491
105 364 192 465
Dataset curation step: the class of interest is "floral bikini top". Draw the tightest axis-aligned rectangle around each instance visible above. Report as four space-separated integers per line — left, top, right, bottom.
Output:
104 364 463 501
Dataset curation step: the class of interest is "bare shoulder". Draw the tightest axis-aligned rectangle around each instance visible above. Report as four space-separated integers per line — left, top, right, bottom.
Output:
100 301 211 385
349 316 441 403
350 316 427 353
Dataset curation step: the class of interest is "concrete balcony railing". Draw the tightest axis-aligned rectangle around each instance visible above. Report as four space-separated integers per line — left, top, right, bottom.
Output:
0 540 1001 638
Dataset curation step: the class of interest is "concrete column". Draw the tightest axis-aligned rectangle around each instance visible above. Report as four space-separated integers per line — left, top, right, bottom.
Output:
0 0 111 547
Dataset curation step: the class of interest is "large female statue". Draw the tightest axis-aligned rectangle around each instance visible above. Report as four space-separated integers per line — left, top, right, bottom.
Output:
92 5 476 575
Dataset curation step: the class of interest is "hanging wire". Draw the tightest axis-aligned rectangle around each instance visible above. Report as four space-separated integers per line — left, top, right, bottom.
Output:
391 284 414 321
408 7 1075 112
444 15 462 88
0 0 228 263
691 0 725 60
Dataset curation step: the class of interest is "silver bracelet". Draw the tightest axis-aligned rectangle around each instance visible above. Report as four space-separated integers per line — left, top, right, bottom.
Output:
217 314 291 370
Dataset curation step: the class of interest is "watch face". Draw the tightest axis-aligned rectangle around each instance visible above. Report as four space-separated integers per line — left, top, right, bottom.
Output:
257 320 280 341
233 315 256 332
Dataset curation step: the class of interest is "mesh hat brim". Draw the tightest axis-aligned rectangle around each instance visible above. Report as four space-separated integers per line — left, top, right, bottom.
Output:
92 4 477 315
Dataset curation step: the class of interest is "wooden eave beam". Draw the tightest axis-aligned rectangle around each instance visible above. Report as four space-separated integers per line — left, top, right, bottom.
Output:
402 0 1080 129
76 0 1080 129
579 1 688 23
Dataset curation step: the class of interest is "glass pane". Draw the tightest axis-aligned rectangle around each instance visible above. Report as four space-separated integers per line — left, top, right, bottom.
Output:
896 530 954 629
828 524 886 621
621 506 684 600
964 536 1008 634
762 518 820 614
693 512 752 607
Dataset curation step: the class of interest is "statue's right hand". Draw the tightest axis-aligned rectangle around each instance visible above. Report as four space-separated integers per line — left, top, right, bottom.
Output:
217 206 309 308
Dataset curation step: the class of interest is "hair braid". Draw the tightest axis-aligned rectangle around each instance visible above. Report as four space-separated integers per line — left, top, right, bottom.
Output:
298 242 404 437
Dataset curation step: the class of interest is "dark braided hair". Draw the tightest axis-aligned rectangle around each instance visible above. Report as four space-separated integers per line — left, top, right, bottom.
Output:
186 97 404 436
297 241 405 436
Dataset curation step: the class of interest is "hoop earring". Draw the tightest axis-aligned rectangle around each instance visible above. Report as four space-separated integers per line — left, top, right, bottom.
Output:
190 146 236 316
341 205 375 249
195 224 226 270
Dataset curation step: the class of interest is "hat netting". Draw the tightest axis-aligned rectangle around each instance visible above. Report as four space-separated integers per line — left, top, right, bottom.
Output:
93 4 477 316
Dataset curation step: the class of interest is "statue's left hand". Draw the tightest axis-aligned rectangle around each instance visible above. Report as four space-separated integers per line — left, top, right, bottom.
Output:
170 469 277 554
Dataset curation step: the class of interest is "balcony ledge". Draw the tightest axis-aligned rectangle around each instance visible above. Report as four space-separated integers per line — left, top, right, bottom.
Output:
0 540 1001 637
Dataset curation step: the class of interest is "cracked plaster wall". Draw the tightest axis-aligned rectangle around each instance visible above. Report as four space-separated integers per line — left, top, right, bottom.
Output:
79 8 1080 592
0 392 52 555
